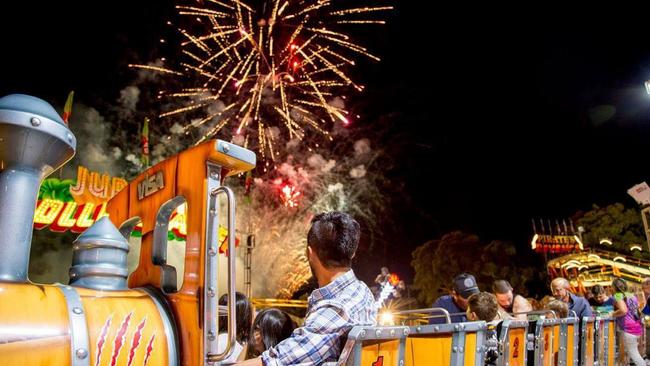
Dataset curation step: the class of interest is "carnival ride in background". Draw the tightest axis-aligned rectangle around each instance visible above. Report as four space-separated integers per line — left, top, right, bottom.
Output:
531 219 650 293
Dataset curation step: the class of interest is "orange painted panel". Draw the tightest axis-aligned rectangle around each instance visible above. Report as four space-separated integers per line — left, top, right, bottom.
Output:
507 328 526 366
0 283 70 365
567 324 576 365
405 335 452 366
464 332 477 365
361 340 400 366
607 322 616 366
541 327 553 366
76 287 170 366
552 325 561 365
584 322 595 365
106 183 130 228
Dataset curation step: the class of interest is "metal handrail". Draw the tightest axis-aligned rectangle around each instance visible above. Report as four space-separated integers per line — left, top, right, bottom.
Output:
393 307 451 324
206 186 237 363
512 310 558 318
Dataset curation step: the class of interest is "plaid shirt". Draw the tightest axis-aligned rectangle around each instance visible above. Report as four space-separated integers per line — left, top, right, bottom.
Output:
261 270 377 366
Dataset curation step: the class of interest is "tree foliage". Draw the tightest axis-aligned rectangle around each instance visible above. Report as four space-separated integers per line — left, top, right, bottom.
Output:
575 202 647 258
411 231 547 306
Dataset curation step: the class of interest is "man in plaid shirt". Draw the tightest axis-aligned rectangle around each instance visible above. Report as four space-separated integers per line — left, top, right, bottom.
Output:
238 212 377 366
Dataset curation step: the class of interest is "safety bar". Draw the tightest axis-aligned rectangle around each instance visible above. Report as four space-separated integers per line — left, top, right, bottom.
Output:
511 309 557 319
497 319 528 366
529 318 562 365
580 316 597 366
205 185 237 363
568 310 577 318
337 326 410 365
393 307 452 323
407 320 488 366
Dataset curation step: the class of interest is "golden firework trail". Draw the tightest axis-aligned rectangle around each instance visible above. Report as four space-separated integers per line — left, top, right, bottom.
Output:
135 0 391 159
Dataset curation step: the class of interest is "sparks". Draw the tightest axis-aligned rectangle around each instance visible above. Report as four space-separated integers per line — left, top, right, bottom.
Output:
141 0 391 160
280 184 301 208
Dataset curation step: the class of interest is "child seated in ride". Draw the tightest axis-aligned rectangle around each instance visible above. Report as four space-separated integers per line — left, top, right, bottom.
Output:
248 308 297 358
466 292 500 365
217 292 253 363
546 299 568 318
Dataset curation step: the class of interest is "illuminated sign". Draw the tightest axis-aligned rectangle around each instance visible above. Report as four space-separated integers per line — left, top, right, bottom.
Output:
34 199 108 233
137 171 164 200
70 166 127 204
531 234 584 254
34 165 125 233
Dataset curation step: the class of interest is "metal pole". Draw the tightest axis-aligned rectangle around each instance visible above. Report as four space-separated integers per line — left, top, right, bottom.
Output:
245 234 255 299
0 166 41 282
640 206 650 253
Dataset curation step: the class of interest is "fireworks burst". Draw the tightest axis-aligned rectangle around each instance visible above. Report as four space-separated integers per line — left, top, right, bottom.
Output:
134 0 392 160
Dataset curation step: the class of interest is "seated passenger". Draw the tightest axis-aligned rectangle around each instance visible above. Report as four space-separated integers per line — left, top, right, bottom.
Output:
249 308 296 357
237 212 376 366
546 299 568 318
429 273 480 324
588 285 614 315
466 292 500 366
492 280 533 321
466 292 499 323
550 277 592 319
218 292 253 363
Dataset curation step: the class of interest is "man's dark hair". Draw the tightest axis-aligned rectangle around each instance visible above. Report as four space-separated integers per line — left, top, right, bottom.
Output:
307 211 360 268
492 280 513 294
467 292 498 321
591 284 605 297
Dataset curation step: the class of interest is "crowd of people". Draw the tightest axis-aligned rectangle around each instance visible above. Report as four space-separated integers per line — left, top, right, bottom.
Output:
429 272 650 366
210 210 650 365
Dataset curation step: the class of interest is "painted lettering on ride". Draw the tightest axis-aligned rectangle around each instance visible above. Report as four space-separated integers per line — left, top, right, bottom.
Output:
137 171 164 200
371 356 383 366
512 337 519 358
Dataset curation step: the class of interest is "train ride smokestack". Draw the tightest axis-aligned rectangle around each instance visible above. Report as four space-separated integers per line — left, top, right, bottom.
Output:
0 94 76 282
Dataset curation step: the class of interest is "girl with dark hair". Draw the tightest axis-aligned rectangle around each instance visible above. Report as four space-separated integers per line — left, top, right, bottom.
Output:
250 308 297 356
611 278 645 366
218 292 253 362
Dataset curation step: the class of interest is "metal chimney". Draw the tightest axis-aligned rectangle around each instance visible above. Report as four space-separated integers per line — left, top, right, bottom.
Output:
0 94 76 282
69 217 130 291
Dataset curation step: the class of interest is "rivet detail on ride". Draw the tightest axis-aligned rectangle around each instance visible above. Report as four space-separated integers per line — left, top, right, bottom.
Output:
30 117 41 126
75 348 88 359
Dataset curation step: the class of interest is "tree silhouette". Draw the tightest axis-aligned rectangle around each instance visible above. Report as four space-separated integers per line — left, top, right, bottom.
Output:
411 231 546 306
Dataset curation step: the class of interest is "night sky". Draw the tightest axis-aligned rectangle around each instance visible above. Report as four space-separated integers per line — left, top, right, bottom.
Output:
2 3 650 282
